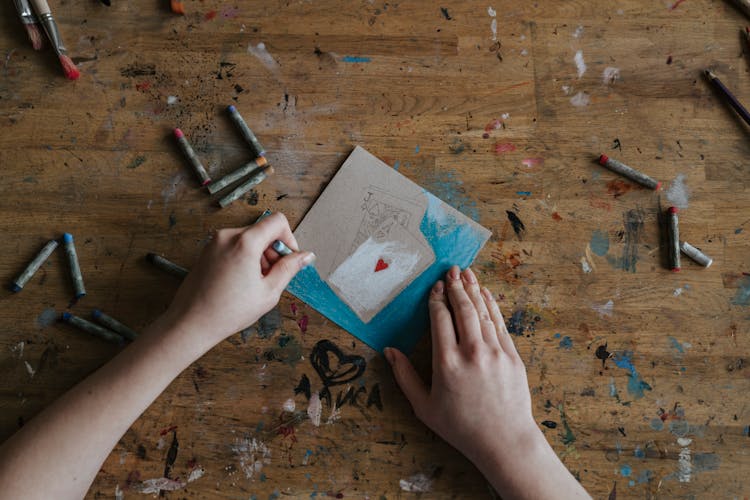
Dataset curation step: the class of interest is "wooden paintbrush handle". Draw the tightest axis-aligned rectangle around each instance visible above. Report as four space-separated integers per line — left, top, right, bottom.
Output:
29 0 51 16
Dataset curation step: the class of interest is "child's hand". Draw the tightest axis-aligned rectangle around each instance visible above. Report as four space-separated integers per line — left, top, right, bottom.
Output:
162 213 315 352
385 266 590 499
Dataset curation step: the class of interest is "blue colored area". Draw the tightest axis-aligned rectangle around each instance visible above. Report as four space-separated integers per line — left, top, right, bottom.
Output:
415 145 420 153
744 425 750 437
731 275 750 306
668 336 685 353
558 335 573 349
590 230 609 256
516 191 532 196
650 418 664 431
620 464 632 477
613 351 652 399
287 193 489 353
634 446 645 458
341 56 372 63
393 160 401 171
637 470 654 484
425 170 481 222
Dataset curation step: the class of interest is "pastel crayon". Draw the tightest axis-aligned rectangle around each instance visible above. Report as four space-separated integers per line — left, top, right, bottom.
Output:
62 312 123 344
218 166 274 208
598 154 661 190
146 253 189 279
254 209 273 224
11 239 58 292
227 105 265 157
92 309 138 340
272 239 294 256
174 128 211 186
207 156 268 195
680 241 713 268
667 207 680 272
63 233 86 298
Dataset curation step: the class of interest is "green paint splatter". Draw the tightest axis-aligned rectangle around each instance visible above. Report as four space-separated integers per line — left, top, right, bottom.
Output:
558 404 576 445
127 155 147 169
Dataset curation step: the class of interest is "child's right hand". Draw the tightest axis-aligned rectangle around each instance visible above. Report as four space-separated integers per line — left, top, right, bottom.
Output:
385 266 590 499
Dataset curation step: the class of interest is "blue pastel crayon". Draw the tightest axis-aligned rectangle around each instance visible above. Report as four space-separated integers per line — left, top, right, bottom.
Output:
63 233 86 298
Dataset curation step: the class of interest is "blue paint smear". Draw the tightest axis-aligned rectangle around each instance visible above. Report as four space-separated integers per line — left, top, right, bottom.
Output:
424 170 481 222
637 470 654 484
516 191 532 196
731 275 750 306
287 193 489 353
668 336 685 353
634 446 645 458
590 230 609 256
650 418 664 431
341 56 371 63
415 145 420 153
736 228 743 234
613 351 652 399
558 335 573 349
393 160 401 171
743 425 749 436
620 464 632 477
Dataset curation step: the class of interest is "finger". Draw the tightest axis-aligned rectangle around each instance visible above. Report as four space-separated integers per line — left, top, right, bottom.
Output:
244 212 300 254
260 254 271 274
384 347 429 418
264 247 281 265
429 280 457 363
482 287 519 357
462 268 498 346
264 251 316 293
445 265 482 347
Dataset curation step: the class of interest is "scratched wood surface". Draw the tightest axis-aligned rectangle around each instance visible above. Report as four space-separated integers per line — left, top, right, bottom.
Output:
1 0 749 498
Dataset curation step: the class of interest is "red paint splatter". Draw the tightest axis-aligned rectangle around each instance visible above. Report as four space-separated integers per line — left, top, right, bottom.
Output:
277 424 297 441
375 259 389 272
483 119 503 138
522 157 544 168
297 315 309 333
186 458 198 469
135 81 151 91
204 10 217 20
606 179 635 198
552 212 563 221
589 195 612 211
669 0 686 10
290 303 298 316
159 425 178 436
494 143 517 154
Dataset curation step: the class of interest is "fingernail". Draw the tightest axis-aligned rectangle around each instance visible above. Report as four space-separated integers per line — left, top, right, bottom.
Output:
301 252 316 267
433 280 444 294
383 347 396 365
448 266 460 280
463 268 477 284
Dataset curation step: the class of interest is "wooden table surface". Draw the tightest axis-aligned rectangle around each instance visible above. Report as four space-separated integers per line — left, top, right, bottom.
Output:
1 1 749 498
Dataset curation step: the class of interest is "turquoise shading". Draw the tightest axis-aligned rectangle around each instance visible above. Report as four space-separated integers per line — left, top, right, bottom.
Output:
613 351 652 399
590 229 609 256
287 193 489 354
341 56 371 63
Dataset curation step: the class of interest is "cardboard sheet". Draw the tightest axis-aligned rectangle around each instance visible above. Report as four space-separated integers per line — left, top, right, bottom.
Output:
287 146 491 353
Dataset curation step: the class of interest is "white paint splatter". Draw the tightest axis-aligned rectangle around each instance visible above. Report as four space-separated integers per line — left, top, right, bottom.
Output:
570 91 590 107
501 112 510 120
592 299 614 317
11 341 24 359
156 436 166 450
137 478 186 494
561 85 572 95
187 467 205 482
247 42 280 73
326 401 342 424
161 172 185 207
399 473 433 492
603 67 620 85
327 237 424 323
674 285 691 297
666 173 690 209
573 25 584 38
167 95 178 105
282 398 296 412
574 50 586 78
580 257 592 273
114 484 124 500
677 438 692 483
24 361 35 378
487 7 497 41
520 48 528 56
231 438 271 480
307 392 322 426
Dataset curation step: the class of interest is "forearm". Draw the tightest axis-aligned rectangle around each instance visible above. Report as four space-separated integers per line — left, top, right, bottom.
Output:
473 426 591 500
0 315 205 499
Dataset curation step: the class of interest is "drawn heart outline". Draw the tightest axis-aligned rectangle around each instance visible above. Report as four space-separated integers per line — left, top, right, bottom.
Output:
310 339 366 387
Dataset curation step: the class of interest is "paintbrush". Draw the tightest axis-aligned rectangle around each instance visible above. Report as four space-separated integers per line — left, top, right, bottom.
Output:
170 0 185 14
704 69 750 127
12 0 45 50
729 0 750 19
29 0 80 80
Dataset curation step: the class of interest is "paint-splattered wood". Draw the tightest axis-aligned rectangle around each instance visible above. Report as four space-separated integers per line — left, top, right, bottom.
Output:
0 0 749 498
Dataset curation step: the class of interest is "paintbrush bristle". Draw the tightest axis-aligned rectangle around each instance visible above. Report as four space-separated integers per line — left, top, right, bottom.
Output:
25 23 44 51
170 0 185 14
59 54 80 80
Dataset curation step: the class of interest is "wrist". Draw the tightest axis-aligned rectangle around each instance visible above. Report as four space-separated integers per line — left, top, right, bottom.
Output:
469 418 546 473
140 313 212 367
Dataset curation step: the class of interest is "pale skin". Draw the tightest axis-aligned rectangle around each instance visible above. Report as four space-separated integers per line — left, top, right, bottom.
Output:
0 213 589 499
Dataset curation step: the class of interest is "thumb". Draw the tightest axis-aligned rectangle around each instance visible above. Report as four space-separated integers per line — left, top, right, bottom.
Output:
266 251 316 292
384 347 429 418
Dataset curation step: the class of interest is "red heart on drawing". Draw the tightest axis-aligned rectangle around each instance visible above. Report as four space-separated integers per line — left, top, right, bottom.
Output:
374 258 389 272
